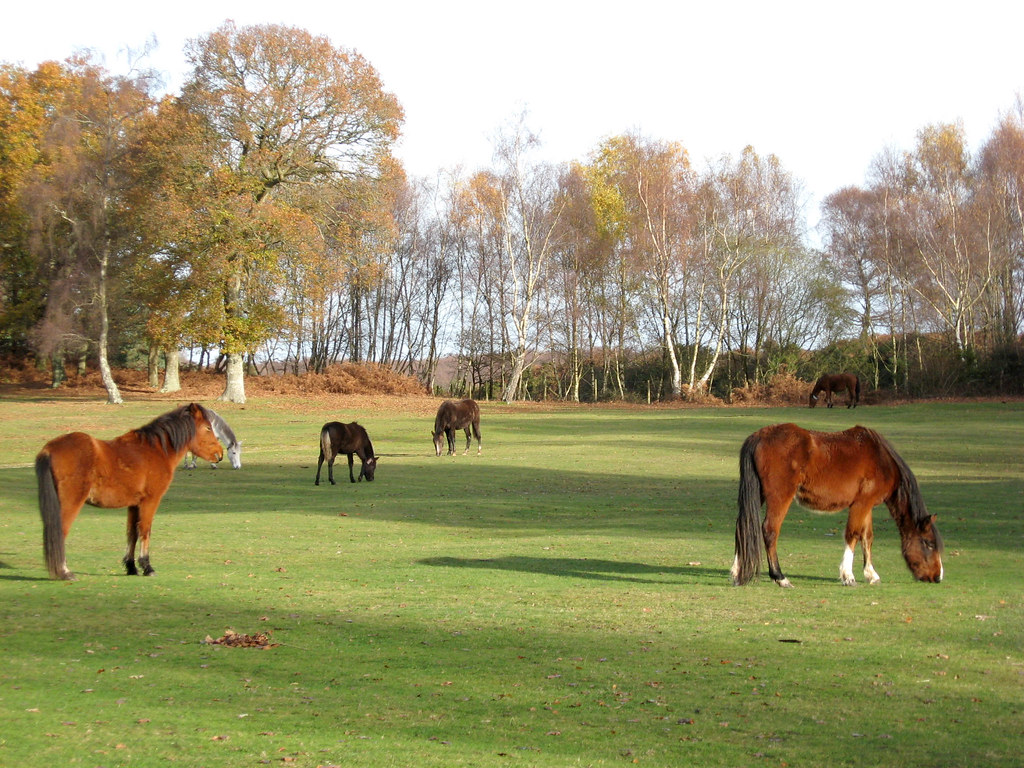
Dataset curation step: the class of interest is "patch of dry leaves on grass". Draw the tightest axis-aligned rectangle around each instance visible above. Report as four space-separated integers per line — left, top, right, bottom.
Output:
203 629 279 649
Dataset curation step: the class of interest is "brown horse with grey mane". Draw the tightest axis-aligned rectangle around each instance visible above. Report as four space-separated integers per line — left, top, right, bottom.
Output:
731 423 943 588
809 372 860 408
35 403 224 580
432 399 481 456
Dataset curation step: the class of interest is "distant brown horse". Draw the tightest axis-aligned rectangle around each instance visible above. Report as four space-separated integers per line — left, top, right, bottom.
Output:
809 372 860 408
35 403 224 580
731 423 943 588
432 399 481 456
315 421 378 485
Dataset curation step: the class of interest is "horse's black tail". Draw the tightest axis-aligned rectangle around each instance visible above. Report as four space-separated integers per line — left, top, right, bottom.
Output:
36 453 66 580
854 375 861 405
733 433 764 586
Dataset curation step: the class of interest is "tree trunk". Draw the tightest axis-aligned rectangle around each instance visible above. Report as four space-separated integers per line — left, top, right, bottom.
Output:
161 348 182 393
220 352 247 403
219 268 247 403
148 344 161 388
97 238 123 405
50 352 66 388
502 346 527 403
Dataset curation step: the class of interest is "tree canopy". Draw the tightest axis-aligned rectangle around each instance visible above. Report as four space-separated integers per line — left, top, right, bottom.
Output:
2 24 1023 401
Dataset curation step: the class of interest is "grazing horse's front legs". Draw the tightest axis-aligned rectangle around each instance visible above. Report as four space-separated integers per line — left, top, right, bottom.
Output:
840 505 879 586
123 504 157 576
124 505 140 575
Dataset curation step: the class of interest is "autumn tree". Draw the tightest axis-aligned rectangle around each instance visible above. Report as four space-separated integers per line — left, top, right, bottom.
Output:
0 63 54 359
9 56 160 402
893 123 993 355
693 147 806 393
178 21 403 402
975 109 1024 348
489 118 566 402
587 134 696 397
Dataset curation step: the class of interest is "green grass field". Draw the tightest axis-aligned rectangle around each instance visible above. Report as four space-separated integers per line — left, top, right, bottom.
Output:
0 395 1021 767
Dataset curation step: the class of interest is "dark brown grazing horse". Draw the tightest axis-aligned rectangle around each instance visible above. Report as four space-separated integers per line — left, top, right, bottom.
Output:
731 423 943 588
35 403 223 580
432 398 481 456
809 372 860 408
315 421 377 485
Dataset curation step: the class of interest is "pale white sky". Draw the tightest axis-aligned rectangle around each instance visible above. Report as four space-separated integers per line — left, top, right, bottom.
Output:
6 0 1024 235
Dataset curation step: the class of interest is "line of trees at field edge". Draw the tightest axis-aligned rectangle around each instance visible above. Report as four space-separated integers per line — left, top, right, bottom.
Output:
2 21 1023 403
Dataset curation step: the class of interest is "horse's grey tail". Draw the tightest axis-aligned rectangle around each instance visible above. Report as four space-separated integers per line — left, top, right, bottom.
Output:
36 453 65 580
733 433 764 586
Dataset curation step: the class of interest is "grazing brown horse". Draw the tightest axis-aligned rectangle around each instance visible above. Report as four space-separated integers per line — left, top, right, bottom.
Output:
35 403 223 580
315 421 377 485
809 372 860 408
731 423 943 588
432 398 481 456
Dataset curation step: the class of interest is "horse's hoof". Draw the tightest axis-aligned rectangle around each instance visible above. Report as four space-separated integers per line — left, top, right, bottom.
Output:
775 578 794 588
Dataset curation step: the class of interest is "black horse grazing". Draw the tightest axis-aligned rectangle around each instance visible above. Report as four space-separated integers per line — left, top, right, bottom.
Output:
432 399 481 456
809 373 861 408
315 422 378 485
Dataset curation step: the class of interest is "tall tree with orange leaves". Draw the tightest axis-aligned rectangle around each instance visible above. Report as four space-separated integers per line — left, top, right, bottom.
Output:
177 21 403 402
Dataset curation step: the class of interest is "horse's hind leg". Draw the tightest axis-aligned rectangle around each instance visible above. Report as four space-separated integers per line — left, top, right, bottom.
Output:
462 427 472 455
135 501 159 576
314 450 325 485
762 498 795 588
124 505 141 576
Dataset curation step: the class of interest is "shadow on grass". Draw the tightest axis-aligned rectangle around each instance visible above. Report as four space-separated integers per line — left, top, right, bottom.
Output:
419 554 731 584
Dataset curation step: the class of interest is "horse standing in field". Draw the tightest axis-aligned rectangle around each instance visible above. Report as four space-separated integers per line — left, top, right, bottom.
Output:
809 372 860 408
314 421 378 485
731 423 943 588
184 408 241 469
432 398 481 456
35 403 224 580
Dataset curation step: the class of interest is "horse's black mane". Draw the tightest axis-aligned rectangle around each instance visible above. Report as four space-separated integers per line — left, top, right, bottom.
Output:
135 404 202 453
867 428 931 524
